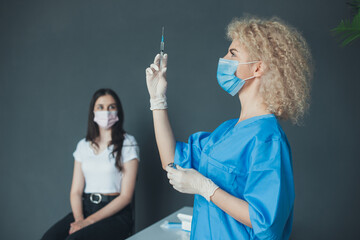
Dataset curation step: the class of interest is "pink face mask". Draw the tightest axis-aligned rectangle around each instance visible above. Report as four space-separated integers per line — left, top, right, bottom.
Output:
93 111 119 129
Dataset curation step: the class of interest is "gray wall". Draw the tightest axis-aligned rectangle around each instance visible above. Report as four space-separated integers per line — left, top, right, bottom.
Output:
1 0 359 239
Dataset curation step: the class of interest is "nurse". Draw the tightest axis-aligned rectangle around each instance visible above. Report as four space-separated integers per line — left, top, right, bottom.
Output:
145 17 312 239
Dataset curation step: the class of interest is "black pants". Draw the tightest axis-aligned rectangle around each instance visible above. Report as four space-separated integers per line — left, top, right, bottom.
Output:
41 196 133 240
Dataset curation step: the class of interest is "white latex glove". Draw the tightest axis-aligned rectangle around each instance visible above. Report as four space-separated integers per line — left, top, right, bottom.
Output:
166 165 219 202
145 53 168 110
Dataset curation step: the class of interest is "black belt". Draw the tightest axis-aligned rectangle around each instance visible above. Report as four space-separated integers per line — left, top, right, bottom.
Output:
83 193 118 204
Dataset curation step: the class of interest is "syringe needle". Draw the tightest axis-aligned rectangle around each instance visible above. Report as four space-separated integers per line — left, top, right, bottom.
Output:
160 26 165 69
161 27 164 43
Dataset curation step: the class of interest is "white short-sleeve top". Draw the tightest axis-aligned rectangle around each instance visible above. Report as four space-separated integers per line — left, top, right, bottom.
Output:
73 133 140 194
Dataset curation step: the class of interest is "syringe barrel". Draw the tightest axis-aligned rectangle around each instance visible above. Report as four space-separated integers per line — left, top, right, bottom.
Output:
160 41 164 51
160 51 164 69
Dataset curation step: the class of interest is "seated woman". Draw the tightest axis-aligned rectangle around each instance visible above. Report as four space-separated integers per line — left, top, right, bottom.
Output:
42 88 139 240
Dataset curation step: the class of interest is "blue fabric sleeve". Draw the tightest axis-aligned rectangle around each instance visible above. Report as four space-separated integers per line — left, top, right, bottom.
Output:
244 139 295 240
174 131 211 171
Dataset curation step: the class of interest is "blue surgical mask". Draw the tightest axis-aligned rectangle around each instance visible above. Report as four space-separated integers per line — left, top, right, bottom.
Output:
216 58 259 96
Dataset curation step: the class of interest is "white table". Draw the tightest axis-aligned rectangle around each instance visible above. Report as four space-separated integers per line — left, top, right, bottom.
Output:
126 206 193 240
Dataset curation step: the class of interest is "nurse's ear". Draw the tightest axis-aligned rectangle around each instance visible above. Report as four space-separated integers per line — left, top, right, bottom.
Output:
253 61 267 78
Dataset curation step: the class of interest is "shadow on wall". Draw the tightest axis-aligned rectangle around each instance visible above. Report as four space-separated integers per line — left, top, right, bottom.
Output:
133 117 170 232
133 113 194 233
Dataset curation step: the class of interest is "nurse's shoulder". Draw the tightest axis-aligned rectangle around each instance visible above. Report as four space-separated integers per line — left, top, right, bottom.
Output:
248 115 286 143
243 115 286 142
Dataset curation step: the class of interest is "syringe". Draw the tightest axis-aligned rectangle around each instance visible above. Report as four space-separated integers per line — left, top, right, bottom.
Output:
160 26 165 69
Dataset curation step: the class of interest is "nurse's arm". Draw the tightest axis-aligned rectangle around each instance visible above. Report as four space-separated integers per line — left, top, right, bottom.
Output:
152 109 176 170
211 188 253 228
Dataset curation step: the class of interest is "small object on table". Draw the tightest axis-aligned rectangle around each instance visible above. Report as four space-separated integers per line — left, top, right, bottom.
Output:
160 221 182 229
177 213 192 232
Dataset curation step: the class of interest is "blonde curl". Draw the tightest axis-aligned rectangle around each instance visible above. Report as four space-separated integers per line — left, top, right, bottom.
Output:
227 16 313 125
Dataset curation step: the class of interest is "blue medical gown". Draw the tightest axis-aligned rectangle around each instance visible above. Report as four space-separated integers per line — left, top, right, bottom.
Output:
174 114 294 240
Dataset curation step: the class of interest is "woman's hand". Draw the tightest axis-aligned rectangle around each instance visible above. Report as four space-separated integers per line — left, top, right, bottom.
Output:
69 219 93 234
145 53 168 110
166 165 219 202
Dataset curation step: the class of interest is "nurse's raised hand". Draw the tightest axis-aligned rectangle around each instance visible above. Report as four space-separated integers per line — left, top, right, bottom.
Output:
166 165 219 202
145 53 168 110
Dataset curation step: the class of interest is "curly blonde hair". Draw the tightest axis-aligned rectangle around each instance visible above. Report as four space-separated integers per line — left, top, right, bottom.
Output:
227 16 313 125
